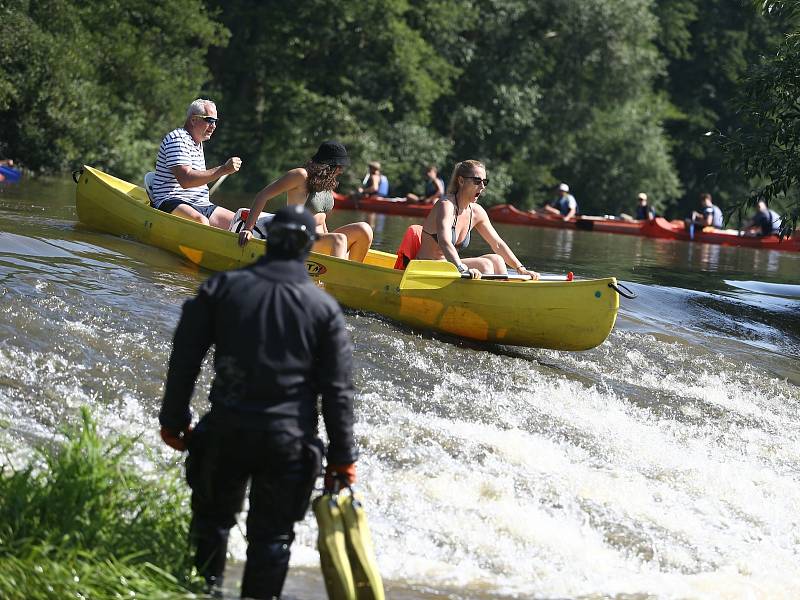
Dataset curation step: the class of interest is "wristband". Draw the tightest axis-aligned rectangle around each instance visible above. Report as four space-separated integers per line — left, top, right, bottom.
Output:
516 265 526 272
456 263 469 274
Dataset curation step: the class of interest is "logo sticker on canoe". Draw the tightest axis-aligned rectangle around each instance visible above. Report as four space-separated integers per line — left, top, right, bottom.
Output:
306 261 327 276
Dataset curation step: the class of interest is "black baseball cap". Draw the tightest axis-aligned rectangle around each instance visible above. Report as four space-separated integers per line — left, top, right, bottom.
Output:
311 140 350 166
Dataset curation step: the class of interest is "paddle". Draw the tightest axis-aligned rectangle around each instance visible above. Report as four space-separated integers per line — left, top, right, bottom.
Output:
399 260 573 291
209 173 229 197
464 272 573 281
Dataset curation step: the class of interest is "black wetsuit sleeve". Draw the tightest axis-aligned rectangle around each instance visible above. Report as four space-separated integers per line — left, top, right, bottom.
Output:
316 308 358 464
158 286 215 430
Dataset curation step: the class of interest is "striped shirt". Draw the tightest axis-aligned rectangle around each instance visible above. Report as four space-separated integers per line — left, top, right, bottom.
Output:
151 128 213 210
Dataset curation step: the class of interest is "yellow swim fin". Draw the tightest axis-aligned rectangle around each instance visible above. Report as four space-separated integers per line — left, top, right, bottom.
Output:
341 492 385 600
313 493 356 600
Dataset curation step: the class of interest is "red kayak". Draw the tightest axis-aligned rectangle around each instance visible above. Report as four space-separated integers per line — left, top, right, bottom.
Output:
488 204 647 234
332 192 434 217
487 204 799 252
644 217 800 251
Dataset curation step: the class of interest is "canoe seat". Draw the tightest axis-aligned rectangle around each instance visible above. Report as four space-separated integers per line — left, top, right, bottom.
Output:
229 208 274 239
143 171 155 202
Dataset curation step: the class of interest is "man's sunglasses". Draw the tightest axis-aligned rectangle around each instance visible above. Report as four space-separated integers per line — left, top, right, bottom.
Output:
464 176 489 186
193 115 218 125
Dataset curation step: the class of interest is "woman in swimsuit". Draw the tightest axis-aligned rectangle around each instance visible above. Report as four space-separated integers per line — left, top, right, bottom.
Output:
417 160 539 280
237 141 373 261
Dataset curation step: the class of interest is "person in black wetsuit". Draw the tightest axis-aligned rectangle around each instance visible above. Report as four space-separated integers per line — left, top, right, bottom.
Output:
158 205 358 599
415 160 540 280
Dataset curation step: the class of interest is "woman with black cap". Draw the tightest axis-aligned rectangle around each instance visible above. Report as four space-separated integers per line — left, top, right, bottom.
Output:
238 140 373 261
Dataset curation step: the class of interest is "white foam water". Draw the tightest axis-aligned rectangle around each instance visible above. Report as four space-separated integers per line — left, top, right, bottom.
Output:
1 192 798 598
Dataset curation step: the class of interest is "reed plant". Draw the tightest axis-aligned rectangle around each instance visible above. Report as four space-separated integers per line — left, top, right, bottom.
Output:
0 407 203 599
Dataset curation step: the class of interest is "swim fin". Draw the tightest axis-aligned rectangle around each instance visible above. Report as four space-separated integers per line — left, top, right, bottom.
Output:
340 492 385 600
313 493 356 600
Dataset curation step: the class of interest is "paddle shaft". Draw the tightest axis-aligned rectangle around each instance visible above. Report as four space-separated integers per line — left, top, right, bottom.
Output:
209 173 229 197
461 273 573 281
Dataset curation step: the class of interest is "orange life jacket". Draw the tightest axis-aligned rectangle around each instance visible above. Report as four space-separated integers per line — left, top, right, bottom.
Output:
393 224 423 270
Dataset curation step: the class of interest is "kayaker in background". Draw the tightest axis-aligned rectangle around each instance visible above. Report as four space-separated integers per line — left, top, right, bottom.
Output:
620 192 656 221
687 192 724 230
150 98 242 229
357 160 390 197
397 160 539 279
238 140 374 262
535 182 579 221
745 199 781 237
405 164 445 204
159 205 358 599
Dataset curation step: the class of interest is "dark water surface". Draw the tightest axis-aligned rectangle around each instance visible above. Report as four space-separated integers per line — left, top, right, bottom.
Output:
1 177 799 599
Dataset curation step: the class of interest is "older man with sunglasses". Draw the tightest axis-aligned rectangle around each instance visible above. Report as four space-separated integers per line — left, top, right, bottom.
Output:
150 98 242 229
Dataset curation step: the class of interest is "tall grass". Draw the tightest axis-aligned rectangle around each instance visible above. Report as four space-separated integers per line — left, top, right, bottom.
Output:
0 407 203 599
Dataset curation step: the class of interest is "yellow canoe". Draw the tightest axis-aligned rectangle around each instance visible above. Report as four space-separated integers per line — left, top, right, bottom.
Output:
74 165 621 350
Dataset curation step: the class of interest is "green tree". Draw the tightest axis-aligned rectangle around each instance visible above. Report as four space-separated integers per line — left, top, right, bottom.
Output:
0 0 228 178
716 0 800 235
204 0 459 195
654 0 788 219
435 0 681 212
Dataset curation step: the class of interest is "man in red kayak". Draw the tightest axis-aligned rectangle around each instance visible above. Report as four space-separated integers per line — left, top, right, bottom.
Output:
357 161 389 197
405 165 445 204
745 200 781 237
688 193 723 229
535 182 579 220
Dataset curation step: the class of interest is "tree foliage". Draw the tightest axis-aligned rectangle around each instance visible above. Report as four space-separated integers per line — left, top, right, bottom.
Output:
717 1 800 235
0 0 228 178
654 0 788 220
442 0 681 212
0 0 793 225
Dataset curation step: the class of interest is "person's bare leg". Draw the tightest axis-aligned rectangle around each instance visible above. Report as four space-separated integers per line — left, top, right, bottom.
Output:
485 253 508 274
462 256 496 275
333 222 373 262
462 254 508 275
312 232 347 258
171 204 209 225
209 207 235 230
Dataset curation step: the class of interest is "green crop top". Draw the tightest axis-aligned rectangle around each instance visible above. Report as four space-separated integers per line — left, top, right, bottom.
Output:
305 190 334 214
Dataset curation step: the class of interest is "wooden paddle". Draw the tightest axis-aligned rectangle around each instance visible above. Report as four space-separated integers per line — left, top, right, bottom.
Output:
399 260 573 291
209 173 229 197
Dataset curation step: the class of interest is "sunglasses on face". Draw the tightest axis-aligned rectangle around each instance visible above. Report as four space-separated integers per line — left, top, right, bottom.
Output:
463 176 489 187
194 115 218 125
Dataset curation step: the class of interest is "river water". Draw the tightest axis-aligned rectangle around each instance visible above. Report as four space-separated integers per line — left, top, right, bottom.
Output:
1 176 799 599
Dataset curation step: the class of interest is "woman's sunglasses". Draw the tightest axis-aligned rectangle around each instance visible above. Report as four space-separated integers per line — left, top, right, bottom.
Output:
193 115 218 125
463 176 489 187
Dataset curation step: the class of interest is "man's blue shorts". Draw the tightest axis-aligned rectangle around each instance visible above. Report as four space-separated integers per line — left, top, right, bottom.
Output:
155 199 218 219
